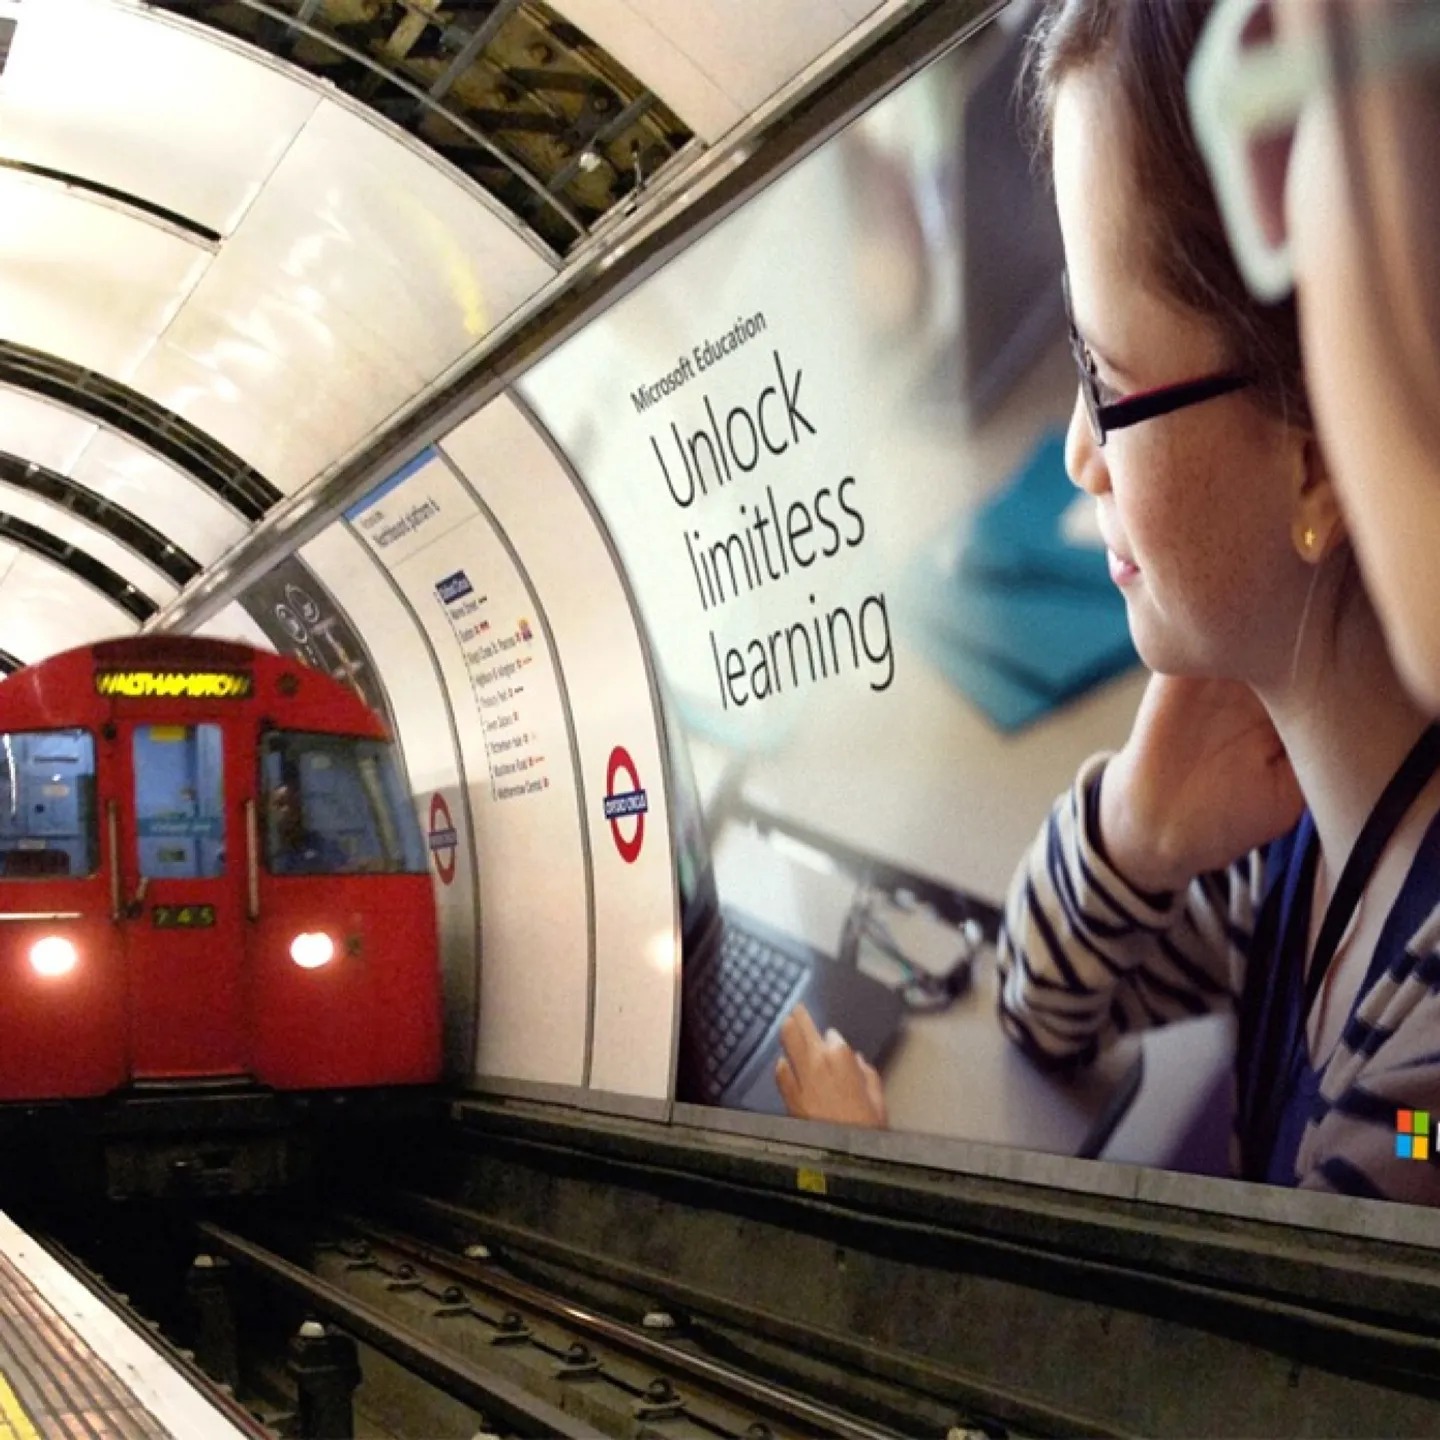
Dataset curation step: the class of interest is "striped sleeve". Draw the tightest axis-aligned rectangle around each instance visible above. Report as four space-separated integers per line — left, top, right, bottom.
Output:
995 752 1259 1070
1298 905 1440 1205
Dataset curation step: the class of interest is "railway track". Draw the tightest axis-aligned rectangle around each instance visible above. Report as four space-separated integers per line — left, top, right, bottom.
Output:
193 1211 939 1440
24 1176 1045 1438
359 1188 1088 1440
26 1098 1440 1440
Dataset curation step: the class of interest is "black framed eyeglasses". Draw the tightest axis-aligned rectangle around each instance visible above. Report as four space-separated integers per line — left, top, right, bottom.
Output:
1063 273 1255 446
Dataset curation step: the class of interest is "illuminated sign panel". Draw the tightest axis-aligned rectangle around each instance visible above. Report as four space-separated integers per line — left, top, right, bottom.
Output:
94 670 253 700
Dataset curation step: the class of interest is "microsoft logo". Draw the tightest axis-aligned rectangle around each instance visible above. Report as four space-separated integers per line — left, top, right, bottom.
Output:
1396 1110 1431 1162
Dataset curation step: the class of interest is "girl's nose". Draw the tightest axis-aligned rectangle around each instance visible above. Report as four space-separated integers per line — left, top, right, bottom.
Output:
1064 389 1110 497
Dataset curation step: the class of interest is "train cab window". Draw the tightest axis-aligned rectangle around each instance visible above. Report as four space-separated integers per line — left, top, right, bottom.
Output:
0 729 97 879
132 724 226 879
261 731 426 876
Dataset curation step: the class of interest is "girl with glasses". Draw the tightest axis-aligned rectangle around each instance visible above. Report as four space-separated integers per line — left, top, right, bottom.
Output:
777 0 1440 1206
1189 0 1440 713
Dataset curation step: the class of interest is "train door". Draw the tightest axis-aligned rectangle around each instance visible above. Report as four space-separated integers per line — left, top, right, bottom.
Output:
114 717 250 1078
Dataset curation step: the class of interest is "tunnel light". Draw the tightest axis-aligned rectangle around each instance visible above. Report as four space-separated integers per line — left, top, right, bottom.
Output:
29 935 77 978
290 932 335 970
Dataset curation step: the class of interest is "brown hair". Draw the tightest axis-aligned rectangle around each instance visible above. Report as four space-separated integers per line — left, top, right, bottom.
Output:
1022 0 1311 428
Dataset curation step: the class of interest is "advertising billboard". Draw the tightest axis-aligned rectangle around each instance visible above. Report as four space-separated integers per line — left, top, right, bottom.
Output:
516 2 1440 1230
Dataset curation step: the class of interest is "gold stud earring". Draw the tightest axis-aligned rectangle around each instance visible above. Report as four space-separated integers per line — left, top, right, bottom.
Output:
1293 520 1324 561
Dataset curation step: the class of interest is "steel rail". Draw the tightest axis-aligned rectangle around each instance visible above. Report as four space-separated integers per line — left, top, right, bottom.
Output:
338 1211 903 1440
194 1221 600 1439
384 1188 1143 1440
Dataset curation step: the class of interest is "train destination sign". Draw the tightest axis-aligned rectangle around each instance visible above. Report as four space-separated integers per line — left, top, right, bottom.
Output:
94 670 254 700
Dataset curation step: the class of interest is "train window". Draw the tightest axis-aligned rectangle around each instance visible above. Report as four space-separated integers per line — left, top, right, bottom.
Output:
0 729 98 879
132 724 227 879
260 732 426 876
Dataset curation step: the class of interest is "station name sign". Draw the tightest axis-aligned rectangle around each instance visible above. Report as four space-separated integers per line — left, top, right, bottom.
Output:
94 670 254 700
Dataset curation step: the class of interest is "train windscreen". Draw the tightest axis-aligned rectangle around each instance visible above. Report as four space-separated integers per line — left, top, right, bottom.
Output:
260 731 427 876
133 723 226 878
0 729 98 879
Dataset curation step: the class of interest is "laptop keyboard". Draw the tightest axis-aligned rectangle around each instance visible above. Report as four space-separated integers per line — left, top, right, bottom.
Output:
686 920 808 1102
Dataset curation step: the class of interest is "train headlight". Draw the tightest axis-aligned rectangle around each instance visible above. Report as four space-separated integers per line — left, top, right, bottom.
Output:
290 932 335 970
30 936 78 978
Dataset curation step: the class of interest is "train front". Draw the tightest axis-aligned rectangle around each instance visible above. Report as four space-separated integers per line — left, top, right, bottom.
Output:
0 637 443 1197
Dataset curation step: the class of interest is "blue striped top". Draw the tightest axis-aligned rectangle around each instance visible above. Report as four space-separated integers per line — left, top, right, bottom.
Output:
996 753 1440 1204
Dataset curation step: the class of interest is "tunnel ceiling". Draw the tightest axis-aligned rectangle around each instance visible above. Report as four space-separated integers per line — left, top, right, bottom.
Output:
0 0 906 667
149 0 694 257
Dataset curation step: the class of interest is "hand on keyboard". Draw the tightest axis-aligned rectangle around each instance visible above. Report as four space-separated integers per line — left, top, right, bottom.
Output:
775 1002 888 1128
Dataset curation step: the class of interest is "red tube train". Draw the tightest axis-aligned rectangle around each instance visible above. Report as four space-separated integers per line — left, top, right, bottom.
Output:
0 635 442 1193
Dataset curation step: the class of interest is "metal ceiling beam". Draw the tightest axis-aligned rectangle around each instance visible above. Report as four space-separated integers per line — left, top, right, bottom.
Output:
0 512 156 623
428 0 521 103
0 157 221 245
0 341 282 523
544 89 653 196
0 450 201 588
